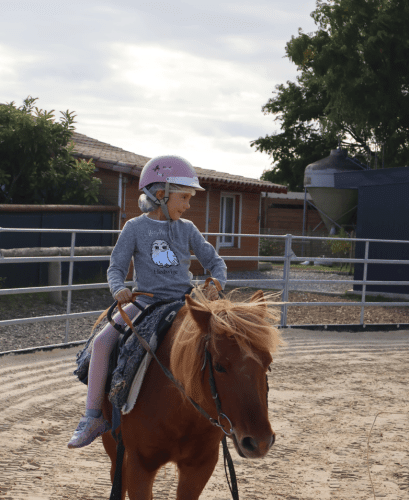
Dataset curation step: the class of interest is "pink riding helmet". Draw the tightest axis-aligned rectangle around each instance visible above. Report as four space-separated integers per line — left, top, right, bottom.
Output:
139 155 205 191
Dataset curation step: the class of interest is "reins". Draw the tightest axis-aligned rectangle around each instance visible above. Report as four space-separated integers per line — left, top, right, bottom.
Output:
112 278 240 500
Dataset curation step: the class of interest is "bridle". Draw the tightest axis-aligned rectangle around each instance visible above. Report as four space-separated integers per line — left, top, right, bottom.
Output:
201 342 234 436
114 297 236 438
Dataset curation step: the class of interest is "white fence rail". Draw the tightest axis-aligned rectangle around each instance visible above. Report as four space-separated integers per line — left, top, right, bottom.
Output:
1 227 409 347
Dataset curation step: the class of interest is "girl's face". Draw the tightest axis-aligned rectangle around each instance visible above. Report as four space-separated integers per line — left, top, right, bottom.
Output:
148 190 193 221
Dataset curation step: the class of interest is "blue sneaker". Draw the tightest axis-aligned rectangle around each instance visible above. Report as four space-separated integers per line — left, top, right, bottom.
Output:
67 415 111 449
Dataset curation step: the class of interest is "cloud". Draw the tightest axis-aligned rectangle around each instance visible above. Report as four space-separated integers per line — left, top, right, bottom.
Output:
0 0 319 179
101 42 280 137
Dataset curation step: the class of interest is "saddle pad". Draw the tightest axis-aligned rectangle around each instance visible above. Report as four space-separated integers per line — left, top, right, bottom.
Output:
108 300 184 409
121 349 153 414
73 318 107 384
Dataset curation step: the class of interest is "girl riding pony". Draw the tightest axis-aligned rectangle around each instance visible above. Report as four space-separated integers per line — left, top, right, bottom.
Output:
68 155 227 448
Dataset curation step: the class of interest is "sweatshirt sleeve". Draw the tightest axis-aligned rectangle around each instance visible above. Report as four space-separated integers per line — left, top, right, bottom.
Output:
190 223 227 289
107 221 137 299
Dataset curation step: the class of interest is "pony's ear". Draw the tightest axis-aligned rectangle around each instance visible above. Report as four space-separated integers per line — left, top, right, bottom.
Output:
185 294 212 327
250 290 267 317
250 289 265 303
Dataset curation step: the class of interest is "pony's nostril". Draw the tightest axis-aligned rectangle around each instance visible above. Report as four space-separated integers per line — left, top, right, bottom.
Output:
241 436 258 452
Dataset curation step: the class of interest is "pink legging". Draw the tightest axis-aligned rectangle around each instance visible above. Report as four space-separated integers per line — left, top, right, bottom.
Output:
86 297 153 411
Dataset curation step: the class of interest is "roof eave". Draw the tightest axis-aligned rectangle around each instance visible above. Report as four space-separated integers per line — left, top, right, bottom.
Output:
73 153 142 175
199 178 287 194
74 153 287 193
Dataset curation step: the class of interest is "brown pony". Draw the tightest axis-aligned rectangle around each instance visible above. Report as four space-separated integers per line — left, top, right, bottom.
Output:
101 288 284 500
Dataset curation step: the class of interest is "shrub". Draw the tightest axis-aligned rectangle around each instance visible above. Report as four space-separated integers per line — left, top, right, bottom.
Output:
259 238 285 256
325 227 352 257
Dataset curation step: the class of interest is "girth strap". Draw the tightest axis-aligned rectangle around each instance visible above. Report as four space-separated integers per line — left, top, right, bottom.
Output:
109 431 125 500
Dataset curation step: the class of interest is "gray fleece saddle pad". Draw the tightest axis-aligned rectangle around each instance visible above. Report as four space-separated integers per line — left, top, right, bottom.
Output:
73 299 185 412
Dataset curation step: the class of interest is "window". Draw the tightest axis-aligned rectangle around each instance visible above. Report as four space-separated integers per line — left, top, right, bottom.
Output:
220 194 235 246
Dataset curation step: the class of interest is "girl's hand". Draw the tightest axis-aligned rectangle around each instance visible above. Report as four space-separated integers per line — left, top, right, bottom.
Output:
115 288 133 304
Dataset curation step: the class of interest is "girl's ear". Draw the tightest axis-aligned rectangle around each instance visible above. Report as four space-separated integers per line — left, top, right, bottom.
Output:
155 189 165 200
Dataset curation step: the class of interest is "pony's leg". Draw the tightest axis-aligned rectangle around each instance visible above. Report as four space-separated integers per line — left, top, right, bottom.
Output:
125 450 157 500
176 450 219 500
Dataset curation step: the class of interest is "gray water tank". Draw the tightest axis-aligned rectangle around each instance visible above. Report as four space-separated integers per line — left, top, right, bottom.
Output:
304 149 363 233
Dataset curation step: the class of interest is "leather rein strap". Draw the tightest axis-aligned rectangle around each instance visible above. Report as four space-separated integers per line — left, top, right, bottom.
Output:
114 278 240 500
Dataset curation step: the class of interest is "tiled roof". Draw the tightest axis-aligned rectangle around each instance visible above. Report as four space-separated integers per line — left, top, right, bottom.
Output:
71 131 287 193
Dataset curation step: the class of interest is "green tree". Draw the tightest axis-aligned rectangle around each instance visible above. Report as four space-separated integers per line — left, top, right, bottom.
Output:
0 96 101 204
252 0 409 190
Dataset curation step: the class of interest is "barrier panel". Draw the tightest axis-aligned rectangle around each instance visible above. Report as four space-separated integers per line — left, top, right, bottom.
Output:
1 227 409 349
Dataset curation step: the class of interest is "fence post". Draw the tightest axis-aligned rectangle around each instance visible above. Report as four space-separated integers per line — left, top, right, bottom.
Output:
48 257 62 305
301 187 307 258
280 234 292 327
348 230 355 275
360 240 369 325
64 232 76 343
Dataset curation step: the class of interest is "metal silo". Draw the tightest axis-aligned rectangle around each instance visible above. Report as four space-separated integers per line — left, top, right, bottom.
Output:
304 149 364 233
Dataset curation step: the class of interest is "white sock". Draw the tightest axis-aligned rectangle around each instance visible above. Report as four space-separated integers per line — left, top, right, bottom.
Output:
85 409 102 418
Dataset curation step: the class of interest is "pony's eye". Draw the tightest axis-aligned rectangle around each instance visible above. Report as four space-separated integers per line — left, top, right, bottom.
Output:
214 363 226 373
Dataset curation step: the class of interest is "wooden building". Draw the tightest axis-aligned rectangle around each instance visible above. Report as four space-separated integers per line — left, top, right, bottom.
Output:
72 132 287 274
260 191 326 258
260 191 322 236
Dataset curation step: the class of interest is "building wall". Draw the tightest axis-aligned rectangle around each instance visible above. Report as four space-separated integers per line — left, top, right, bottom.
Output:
216 191 260 272
94 166 120 208
121 175 140 228
354 182 409 295
188 189 260 273
261 196 322 235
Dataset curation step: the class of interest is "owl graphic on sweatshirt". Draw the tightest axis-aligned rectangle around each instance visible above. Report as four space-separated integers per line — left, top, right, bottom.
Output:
151 240 179 268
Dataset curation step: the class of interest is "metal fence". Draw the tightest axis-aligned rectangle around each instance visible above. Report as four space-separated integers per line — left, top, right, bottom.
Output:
1 227 409 346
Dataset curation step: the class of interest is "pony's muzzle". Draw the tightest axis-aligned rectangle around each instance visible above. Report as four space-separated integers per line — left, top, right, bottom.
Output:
240 432 275 458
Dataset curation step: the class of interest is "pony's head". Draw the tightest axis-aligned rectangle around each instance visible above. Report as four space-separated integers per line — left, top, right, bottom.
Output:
170 288 285 459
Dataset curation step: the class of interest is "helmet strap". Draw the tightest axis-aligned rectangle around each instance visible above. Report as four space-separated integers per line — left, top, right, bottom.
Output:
142 187 161 205
159 183 172 221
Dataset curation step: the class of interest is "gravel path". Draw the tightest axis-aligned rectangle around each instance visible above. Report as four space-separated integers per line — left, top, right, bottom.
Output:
222 268 353 294
0 269 380 354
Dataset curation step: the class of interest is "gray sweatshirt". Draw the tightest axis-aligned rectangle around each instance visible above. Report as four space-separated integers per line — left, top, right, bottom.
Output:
107 214 227 300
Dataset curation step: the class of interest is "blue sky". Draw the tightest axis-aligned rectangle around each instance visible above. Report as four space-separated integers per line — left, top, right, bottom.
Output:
1 0 318 180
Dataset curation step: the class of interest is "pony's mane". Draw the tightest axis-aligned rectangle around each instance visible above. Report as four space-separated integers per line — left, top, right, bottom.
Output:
170 288 286 405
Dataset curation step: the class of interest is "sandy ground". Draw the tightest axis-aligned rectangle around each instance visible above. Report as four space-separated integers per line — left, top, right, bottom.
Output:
0 329 408 500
